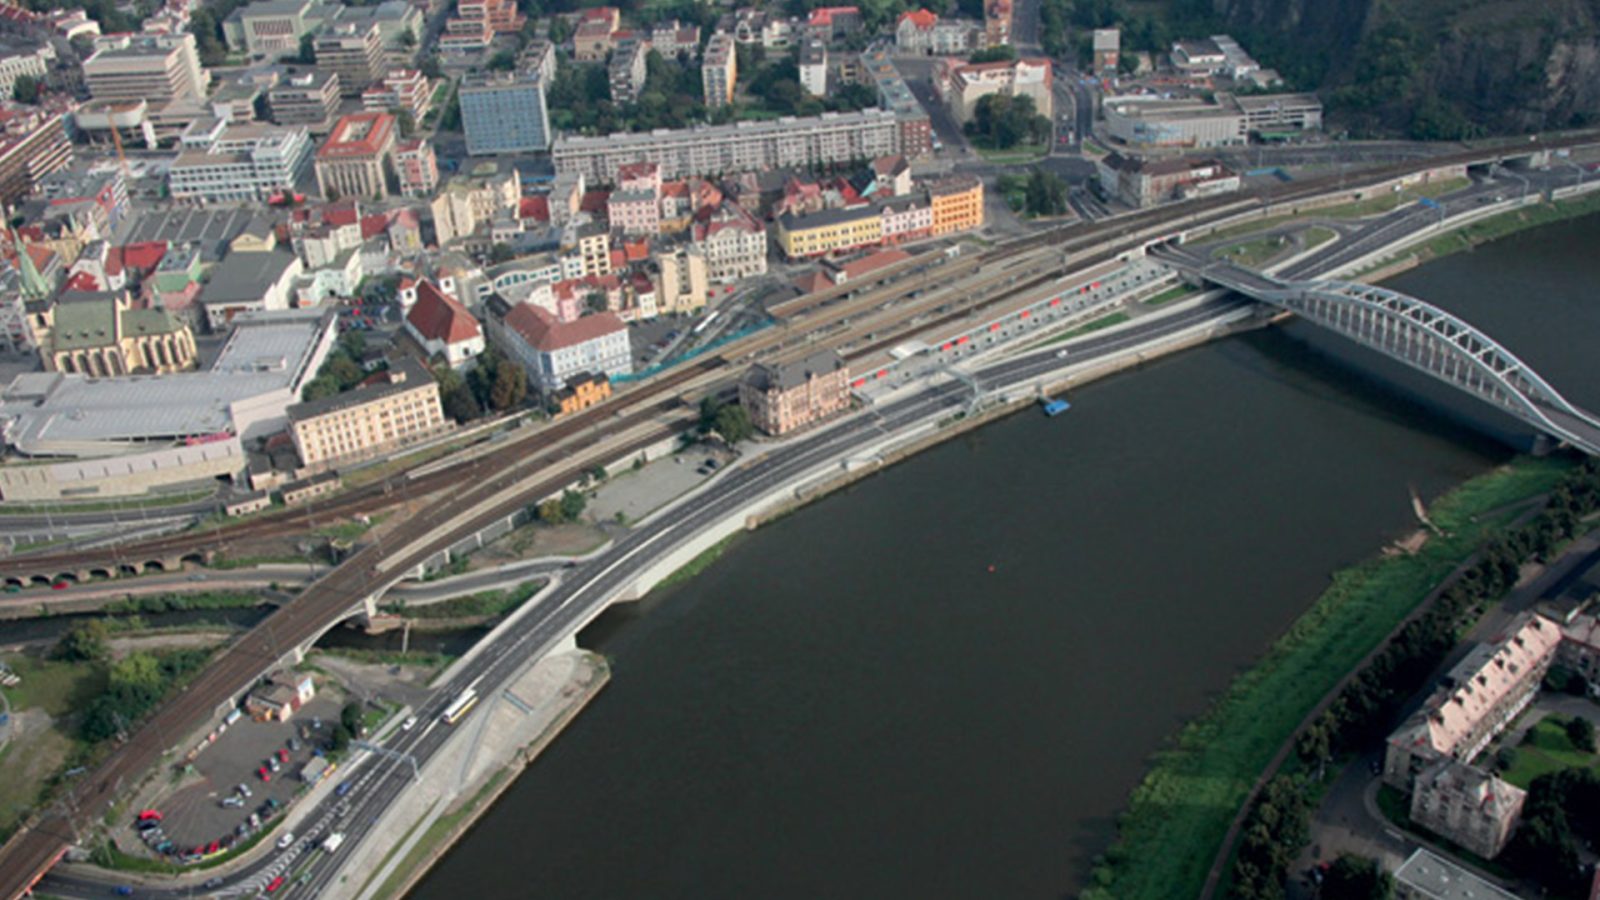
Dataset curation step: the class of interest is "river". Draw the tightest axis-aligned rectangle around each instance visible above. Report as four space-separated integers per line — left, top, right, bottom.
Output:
409 216 1600 898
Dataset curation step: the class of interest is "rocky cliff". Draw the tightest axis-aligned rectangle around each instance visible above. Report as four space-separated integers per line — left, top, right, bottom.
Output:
1203 0 1600 137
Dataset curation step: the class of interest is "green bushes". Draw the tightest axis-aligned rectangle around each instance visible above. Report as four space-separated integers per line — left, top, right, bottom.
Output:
79 649 211 743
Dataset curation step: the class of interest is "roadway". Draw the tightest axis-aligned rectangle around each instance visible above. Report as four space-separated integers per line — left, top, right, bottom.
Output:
11 135 1600 899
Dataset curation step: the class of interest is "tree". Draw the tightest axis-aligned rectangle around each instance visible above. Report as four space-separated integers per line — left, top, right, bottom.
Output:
297 32 317 65
714 404 755 444
419 54 443 80
967 45 1016 64
1321 854 1392 900
558 489 586 521
11 74 41 105
489 361 527 411
330 723 352 752
1566 716 1595 753
442 381 482 421
537 497 566 523
489 242 517 264
341 701 364 736
548 15 572 46
400 28 417 49
396 108 416 138
488 49 517 71
55 618 111 662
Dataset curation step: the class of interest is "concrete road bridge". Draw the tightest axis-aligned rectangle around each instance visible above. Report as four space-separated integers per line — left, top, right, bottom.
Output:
1153 246 1600 456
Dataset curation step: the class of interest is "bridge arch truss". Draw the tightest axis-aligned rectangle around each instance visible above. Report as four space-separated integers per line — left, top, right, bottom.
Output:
1257 279 1600 455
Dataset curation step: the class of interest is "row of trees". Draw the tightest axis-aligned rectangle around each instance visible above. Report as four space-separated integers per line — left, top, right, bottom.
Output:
1293 459 1600 775
301 332 372 402
1230 774 1312 899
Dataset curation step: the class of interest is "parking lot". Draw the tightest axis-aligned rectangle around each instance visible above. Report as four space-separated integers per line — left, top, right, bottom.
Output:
135 694 343 861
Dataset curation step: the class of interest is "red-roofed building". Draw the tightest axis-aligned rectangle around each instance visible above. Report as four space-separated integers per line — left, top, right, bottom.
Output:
404 279 485 369
518 195 550 225
493 302 631 393
806 5 862 39
579 189 610 216
691 201 767 282
315 112 397 201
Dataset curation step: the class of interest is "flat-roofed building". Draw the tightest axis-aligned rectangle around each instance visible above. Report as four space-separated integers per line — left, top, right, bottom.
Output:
269 70 341 133
197 248 303 329
656 248 707 314
335 0 425 64
650 21 700 59
459 69 551 154
315 111 396 200
83 33 206 107
394 138 438 198
0 108 72 206
222 0 331 57
609 37 648 103
739 348 849 435
1409 760 1526 859
1092 27 1119 72
168 123 313 203
361 68 431 120
1393 849 1519 900
0 308 336 499
314 21 385 96
799 38 827 95
936 55 1051 123
429 160 521 244
1104 92 1321 148
553 109 901 182
0 40 52 100
775 205 882 259
287 356 444 468
863 45 932 157
702 32 737 108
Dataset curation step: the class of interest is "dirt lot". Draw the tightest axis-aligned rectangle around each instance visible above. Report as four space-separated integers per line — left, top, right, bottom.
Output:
463 521 607 572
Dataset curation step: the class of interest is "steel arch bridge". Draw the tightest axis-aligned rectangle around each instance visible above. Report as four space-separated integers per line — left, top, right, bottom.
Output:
1169 254 1600 456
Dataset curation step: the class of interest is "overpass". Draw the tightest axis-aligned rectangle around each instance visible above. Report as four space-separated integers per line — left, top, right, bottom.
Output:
1153 246 1600 456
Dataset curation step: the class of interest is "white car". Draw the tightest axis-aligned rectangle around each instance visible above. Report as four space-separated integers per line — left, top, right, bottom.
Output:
1056 349 1070 359
277 832 295 850
402 716 418 731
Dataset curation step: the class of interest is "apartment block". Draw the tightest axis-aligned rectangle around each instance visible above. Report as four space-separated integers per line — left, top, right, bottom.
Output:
799 38 827 95
459 69 551 154
650 21 701 59
1385 614 1562 790
739 349 850 436
315 112 396 200
361 69 432 120
862 45 932 157
287 357 445 468
775 205 882 259
83 33 206 107
314 22 385 96
168 123 313 203
429 161 521 244
928 174 983 235
1409 760 1526 859
1097 153 1240 208
494 303 631 393
656 248 707 314
394 138 438 198
702 32 737 109
0 40 52 99
609 37 648 104
0 109 72 206
936 56 1051 123
552 109 901 182
269 70 341 133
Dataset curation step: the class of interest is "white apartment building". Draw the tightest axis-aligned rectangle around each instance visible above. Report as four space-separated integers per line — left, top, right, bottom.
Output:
496 304 631 393
552 109 901 182
83 33 207 106
167 123 313 203
0 42 52 99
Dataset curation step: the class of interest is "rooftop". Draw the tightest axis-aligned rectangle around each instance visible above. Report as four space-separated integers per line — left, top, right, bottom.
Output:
202 250 299 305
504 304 624 353
1392 849 1518 900
317 112 395 159
287 355 432 421
405 280 481 345
746 348 845 392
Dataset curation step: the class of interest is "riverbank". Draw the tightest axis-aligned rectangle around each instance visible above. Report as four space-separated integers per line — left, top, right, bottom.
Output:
1080 454 1577 900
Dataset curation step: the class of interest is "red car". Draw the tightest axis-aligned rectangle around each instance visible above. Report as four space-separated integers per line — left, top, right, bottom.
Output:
266 876 285 893
276 748 290 763
207 840 220 855
50 581 68 590
258 766 271 782
137 810 162 822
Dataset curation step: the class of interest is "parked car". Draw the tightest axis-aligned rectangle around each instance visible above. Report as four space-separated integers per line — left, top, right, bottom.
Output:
265 876 285 893
236 783 251 798
276 832 295 850
257 767 271 782
276 748 289 764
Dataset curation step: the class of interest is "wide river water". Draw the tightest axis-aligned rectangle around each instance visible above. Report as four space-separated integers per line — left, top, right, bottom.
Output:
410 215 1600 898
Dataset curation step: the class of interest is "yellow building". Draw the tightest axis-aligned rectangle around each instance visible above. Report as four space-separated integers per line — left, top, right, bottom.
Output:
553 372 611 416
775 206 883 259
286 357 446 469
928 174 984 236
657 249 707 314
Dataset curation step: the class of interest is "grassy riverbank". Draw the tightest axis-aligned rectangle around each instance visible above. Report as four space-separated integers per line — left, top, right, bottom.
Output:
1084 455 1575 900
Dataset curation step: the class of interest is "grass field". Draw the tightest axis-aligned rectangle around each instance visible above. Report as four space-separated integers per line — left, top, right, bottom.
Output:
1201 177 1474 246
973 141 1047 164
1085 455 1575 900
1503 715 1600 788
1143 284 1196 307
1303 225 1339 251
1221 234 1292 268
